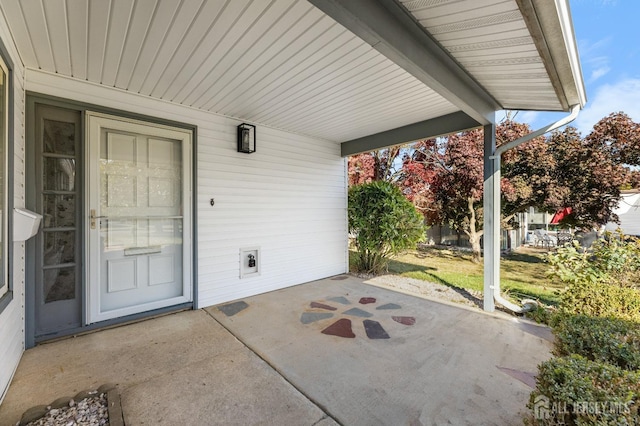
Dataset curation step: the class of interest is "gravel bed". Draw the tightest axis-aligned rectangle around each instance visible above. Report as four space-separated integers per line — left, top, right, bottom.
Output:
361 274 483 309
24 394 109 426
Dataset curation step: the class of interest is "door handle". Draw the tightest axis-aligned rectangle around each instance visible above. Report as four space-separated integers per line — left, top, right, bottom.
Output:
89 209 106 229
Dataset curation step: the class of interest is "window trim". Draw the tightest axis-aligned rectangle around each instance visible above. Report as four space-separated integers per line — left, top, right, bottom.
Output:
0 44 13 315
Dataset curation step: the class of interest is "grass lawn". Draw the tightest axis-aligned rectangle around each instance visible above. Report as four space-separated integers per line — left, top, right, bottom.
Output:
351 246 565 306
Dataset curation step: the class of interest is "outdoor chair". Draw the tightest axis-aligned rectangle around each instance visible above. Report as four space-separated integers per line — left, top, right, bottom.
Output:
533 229 556 248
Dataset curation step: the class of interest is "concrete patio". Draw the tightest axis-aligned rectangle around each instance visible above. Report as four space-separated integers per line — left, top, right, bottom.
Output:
0 276 552 425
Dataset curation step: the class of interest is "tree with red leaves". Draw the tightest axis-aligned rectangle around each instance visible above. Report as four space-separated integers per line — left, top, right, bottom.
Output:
347 120 558 262
548 125 628 227
347 146 408 186
347 152 377 186
347 112 640 260
624 170 640 190
536 113 640 229
397 139 443 218
585 112 640 166
428 128 484 260
428 120 552 262
499 121 555 217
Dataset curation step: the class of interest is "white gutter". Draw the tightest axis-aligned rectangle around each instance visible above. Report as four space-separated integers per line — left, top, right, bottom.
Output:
490 104 580 313
554 0 588 108
493 104 580 158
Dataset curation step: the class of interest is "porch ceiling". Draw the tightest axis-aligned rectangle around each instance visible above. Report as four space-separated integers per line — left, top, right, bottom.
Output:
398 0 586 111
0 0 584 145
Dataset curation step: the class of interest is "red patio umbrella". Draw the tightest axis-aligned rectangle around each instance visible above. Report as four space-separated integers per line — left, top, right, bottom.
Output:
550 207 572 225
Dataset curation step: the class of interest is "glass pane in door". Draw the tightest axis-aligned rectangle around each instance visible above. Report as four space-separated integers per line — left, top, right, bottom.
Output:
87 113 192 324
34 106 82 338
43 119 76 155
97 130 184 314
43 194 76 227
44 267 75 303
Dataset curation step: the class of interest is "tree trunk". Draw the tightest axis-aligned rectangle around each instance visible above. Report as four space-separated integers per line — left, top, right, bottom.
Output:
465 196 482 263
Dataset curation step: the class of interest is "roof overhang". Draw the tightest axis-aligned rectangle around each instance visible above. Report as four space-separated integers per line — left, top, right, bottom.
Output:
0 0 585 155
516 0 587 110
309 0 501 126
328 0 587 154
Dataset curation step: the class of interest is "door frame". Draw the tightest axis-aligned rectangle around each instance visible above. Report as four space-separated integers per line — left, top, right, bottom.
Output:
25 93 198 347
86 112 193 323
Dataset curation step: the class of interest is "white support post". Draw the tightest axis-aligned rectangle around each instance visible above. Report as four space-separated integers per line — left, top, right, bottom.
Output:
482 106 580 313
483 122 499 312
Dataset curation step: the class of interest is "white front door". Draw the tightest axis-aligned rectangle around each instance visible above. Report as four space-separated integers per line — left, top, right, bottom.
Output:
87 113 192 323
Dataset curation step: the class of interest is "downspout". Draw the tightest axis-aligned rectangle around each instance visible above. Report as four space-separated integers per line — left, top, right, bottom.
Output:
493 105 580 158
490 104 580 313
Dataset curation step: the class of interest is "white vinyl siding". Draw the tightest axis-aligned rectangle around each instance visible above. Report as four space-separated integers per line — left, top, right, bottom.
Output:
197 125 347 306
26 69 348 309
0 8 26 403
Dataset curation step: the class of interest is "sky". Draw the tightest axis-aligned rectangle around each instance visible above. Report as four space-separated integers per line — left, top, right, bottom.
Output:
512 0 640 136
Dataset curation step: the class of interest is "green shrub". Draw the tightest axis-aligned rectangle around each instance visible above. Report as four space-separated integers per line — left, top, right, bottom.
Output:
552 315 640 370
547 231 640 288
528 355 640 425
348 181 424 274
590 232 640 288
558 280 640 322
546 231 640 321
531 233 640 424
546 240 604 285
525 304 554 325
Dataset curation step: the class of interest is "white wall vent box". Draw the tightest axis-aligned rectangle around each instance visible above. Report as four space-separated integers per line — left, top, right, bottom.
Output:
239 247 261 278
14 208 42 241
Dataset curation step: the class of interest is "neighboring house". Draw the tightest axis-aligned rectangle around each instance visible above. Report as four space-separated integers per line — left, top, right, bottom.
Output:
0 0 585 403
605 191 640 236
523 207 555 245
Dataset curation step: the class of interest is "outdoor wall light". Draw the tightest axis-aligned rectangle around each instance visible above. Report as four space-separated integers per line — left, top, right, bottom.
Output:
237 123 256 154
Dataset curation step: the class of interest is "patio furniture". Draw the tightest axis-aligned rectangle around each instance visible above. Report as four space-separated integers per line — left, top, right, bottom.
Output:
533 229 556 248
556 231 573 246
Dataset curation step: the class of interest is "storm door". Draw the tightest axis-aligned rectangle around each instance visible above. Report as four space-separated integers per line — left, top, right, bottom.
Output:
86 113 192 323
